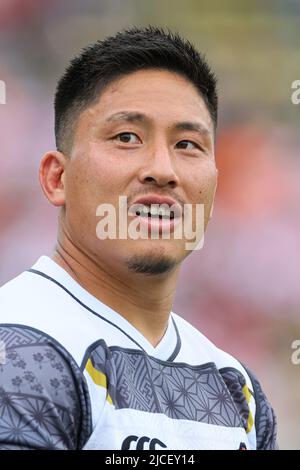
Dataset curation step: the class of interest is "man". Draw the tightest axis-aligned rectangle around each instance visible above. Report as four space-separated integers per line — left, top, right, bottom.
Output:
0 27 277 450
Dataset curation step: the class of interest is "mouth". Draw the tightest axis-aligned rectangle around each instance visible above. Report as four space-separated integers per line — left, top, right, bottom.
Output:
128 195 182 236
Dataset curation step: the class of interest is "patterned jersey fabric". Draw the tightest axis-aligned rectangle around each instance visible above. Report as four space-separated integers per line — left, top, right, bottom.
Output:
0 257 278 450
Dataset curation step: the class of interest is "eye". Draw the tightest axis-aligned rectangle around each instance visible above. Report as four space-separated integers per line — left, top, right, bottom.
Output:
115 132 141 144
176 140 200 150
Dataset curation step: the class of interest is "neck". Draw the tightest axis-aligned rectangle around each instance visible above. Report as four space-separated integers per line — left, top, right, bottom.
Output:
52 236 180 348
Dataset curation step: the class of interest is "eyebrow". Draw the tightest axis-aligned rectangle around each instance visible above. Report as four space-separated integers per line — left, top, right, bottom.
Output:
105 111 211 137
106 111 147 123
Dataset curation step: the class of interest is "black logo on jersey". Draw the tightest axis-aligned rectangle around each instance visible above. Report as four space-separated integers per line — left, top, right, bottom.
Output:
121 435 167 450
238 442 248 450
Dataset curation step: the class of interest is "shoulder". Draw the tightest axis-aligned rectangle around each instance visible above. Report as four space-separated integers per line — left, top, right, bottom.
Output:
172 312 250 373
0 266 99 365
0 263 110 449
172 312 278 450
0 323 92 449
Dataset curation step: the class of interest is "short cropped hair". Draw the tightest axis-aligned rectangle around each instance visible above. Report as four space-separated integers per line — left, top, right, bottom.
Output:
54 26 218 153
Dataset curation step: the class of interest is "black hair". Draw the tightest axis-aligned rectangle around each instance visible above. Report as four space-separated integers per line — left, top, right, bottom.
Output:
54 26 218 153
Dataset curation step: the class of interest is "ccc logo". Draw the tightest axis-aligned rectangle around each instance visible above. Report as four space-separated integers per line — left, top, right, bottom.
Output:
121 435 167 450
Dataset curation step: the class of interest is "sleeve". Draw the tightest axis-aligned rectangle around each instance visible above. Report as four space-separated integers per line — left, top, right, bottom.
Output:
245 367 278 450
0 325 92 450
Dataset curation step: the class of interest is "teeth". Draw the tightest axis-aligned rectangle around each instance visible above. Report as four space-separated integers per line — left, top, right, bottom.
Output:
159 208 170 218
150 207 159 216
136 204 175 219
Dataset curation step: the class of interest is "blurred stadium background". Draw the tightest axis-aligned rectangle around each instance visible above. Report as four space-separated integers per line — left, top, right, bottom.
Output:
0 0 299 449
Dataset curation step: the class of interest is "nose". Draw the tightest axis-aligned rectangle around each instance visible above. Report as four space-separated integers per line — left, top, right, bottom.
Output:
137 141 179 188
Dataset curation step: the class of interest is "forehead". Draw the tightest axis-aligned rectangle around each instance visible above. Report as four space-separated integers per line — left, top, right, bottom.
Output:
83 69 213 132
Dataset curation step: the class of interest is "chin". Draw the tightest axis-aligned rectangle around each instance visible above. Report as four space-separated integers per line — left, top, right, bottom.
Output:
125 244 179 276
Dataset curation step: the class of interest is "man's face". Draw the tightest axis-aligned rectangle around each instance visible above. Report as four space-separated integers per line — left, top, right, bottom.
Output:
62 69 217 276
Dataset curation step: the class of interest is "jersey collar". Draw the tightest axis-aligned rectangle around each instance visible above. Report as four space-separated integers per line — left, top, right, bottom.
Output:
29 256 181 362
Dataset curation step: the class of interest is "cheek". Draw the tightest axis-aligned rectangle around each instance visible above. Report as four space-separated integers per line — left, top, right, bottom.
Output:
63 158 97 235
65 151 131 232
70 154 110 202
66 160 90 204
85 145 130 195
187 164 217 230
188 163 218 203
205 171 218 202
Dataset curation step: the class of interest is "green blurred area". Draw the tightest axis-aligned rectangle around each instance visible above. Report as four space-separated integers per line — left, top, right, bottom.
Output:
3 0 297 127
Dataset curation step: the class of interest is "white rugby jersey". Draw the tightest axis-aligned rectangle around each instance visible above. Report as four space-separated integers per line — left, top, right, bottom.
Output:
0 256 277 450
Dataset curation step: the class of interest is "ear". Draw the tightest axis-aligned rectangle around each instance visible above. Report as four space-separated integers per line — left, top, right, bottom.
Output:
39 151 68 207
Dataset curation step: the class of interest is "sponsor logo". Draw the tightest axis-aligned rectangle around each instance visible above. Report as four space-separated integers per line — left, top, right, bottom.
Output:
121 435 167 450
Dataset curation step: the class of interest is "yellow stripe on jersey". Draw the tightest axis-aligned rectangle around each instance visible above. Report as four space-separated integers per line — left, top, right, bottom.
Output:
242 384 254 433
85 358 113 405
